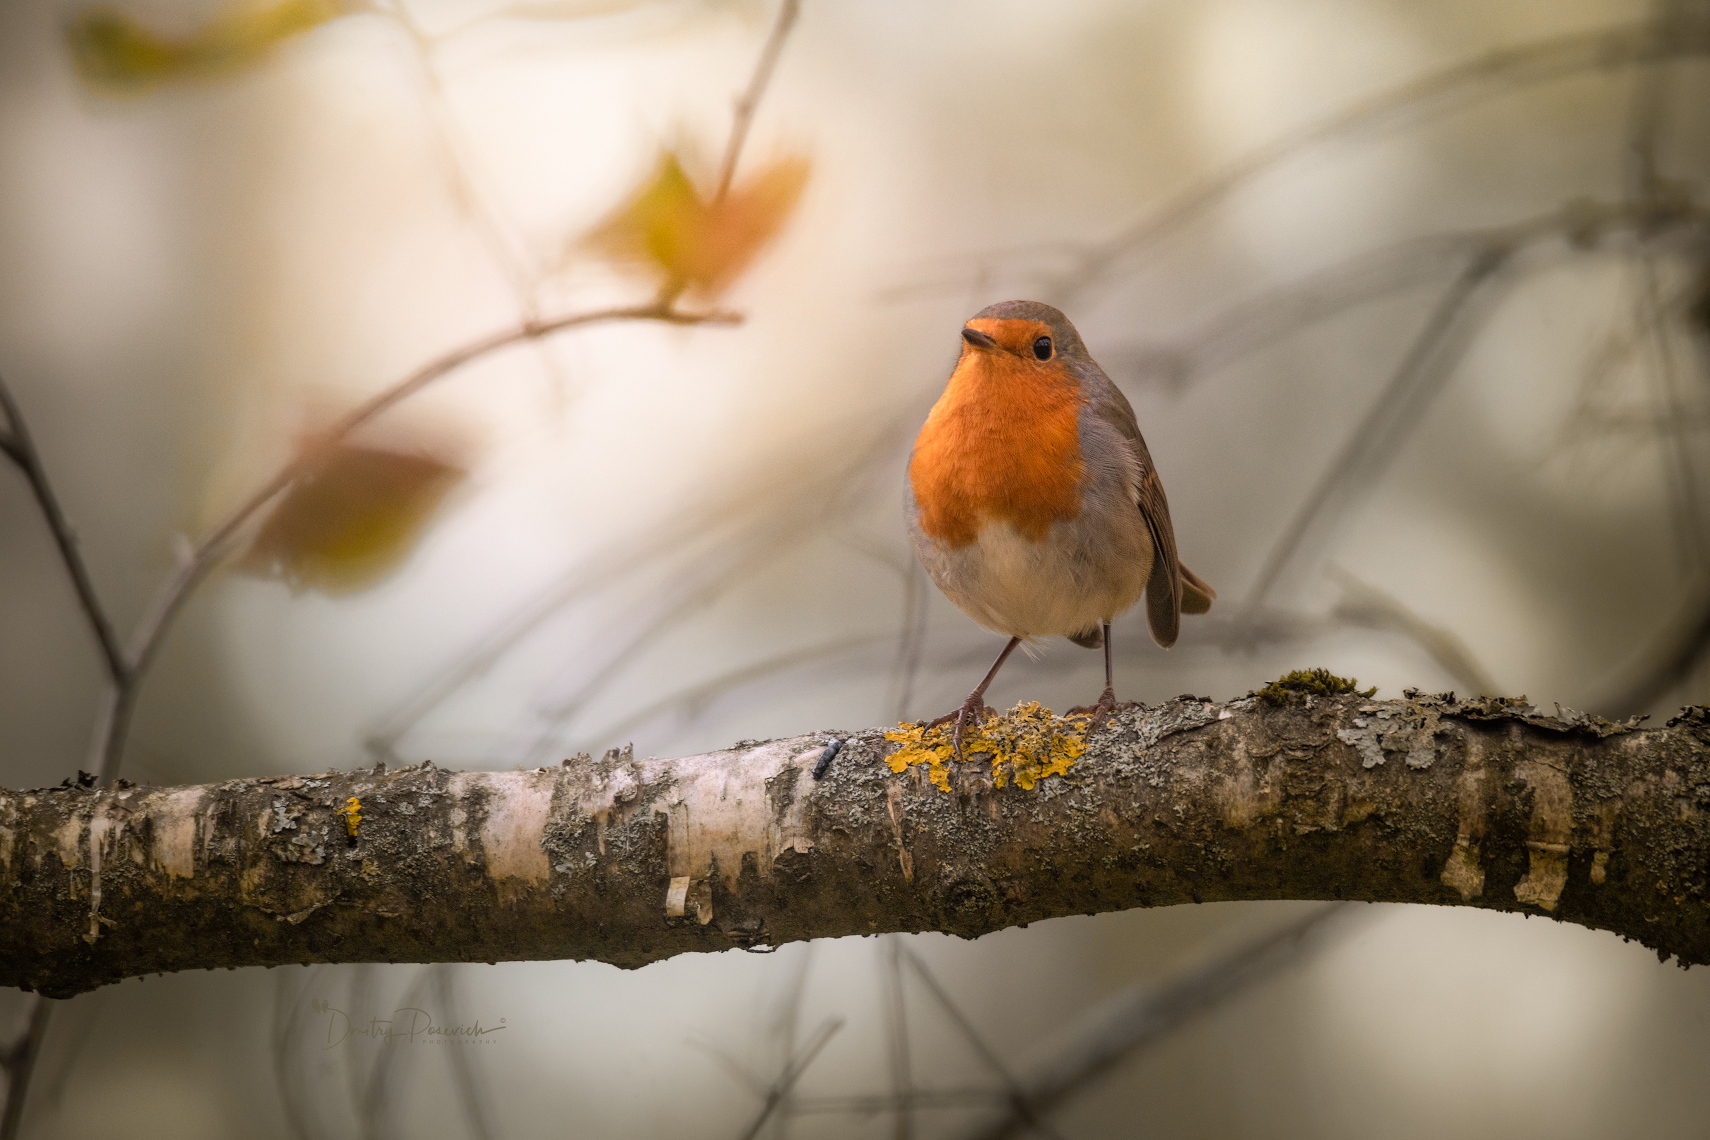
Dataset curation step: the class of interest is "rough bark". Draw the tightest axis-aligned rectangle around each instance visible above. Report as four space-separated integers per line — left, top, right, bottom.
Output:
2 692 1707 998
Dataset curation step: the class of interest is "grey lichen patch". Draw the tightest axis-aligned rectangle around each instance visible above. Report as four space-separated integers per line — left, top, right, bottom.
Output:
1336 722 1388 769
1335 700 1446 769
1130 698 1226 751
1452 693 1646 738
275 827 330 865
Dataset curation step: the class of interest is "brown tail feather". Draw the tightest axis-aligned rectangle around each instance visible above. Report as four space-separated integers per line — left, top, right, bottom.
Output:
1180 564 1216 615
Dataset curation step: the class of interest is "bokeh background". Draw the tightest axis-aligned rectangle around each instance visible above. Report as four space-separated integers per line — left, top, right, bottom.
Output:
3 0 1710 1136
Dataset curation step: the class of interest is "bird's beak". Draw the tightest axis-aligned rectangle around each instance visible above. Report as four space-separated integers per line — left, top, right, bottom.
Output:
960 327 998 351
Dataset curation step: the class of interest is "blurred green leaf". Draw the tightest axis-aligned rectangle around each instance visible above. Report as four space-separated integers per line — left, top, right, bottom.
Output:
238 441 465 596
68 0 340 93
594 150 809 296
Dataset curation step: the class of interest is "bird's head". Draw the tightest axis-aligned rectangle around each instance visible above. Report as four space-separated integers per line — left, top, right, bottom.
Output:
958 299 1089 368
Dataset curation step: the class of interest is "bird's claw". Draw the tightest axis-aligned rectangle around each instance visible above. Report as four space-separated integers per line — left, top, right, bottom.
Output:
924 693 994 761
1067 688 1135 734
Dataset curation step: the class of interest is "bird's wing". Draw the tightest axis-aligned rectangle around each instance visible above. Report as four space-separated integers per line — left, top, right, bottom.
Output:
1180 563 1217 614
1089 375 1186 648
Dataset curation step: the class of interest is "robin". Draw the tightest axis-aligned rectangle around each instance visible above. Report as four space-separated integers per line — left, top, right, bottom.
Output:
906 300 1215 755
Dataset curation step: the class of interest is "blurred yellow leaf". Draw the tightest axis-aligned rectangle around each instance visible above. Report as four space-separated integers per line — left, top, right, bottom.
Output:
68 0 339 93
594 151 809 296
239 441 465 596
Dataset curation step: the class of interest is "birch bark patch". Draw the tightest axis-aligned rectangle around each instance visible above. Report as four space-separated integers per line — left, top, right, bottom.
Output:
619 740 814 890
1440 768 1486 901
149 788 203 877
1512 760 1573 911
665 876 689 917
474 770 555 882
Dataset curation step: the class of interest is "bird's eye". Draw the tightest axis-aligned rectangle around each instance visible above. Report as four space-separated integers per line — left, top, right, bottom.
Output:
1033 336 1053 361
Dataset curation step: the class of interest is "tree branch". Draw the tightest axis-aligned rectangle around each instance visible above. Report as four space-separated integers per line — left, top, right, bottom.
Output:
714 0 802 204
1045 13 1710 304
960 903 1356 1140
4 691 1706 999
0 373 129 687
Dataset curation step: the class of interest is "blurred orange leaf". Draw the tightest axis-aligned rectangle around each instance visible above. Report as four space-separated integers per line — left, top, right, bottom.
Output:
239 441 465 596
68 0 339 93
594 151 809 296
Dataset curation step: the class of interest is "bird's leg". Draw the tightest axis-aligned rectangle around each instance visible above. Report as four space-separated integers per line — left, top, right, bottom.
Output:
924 636 1020 760
1068 622 1137 731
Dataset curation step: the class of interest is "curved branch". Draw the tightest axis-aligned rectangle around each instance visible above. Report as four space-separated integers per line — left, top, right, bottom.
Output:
1049 14 1710 302
0 374 128 686
92 304 737 787
5 691 1706 998
714 0 801 203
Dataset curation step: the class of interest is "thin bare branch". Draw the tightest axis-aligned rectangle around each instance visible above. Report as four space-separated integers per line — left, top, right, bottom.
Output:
432 966 499 1140
882 938 914 1140
1048 15 1710 304
715 0 802 204
559 634 879 754
1108 232 1477 389
269 969 317 1140
1244 252 1507 610
379 0 581 414
92 304 736 787
891 563 930 724
899 948 1067 1140
961 905 1359 1140
1557 264 1706 450
0 996 54 1140
1632 252 1709 569
764 944 817 1140
1601 579 1710 715
0 374 128 687
786 1088 1001 1117
1326 566 1502 697
732 1017 844 1140
1623 0 1695 204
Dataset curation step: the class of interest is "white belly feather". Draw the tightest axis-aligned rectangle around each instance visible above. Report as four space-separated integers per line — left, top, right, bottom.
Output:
910 510 1152 640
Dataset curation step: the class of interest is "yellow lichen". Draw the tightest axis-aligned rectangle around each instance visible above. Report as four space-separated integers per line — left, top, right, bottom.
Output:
335 796 362 837
884 701 1089 793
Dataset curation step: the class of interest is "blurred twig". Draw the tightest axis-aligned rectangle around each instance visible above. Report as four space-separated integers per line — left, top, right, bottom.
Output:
882 937 915 1140
1633 251 1708 570
0 997 53 1140
1325 566 1501 697
764 944 817 1140
0 372 126 1140
961 905 1359 1140
1243 252 1509 610
732 1017 843 1140
898 948 1067 1140
1624 0 1694 204
92 303 736 787
432 966 500 1140
1047 14 1710 304
1601 579 1710 715
716 0 801 204
378 0 580 414
0 374 127 687
575 634 878 758
891 562 930 723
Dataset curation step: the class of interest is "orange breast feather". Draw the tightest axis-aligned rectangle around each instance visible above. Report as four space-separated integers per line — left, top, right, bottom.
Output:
909 350 1084 548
